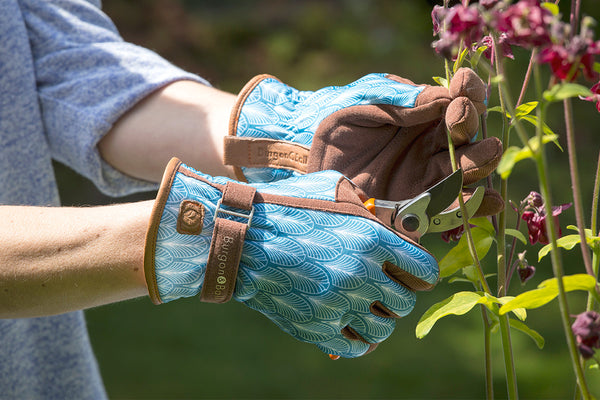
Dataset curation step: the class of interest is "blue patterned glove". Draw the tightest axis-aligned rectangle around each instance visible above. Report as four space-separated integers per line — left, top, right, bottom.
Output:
144 158 439 358
225 68 504 217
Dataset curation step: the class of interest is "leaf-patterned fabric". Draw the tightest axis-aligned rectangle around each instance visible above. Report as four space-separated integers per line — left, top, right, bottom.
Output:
147 159 439 358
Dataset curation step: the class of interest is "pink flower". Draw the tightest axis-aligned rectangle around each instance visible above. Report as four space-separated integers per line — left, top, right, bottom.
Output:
539 38 600 82
496 0 554 49
432 4 485 59
521 192 571 245
475 34 514 60
572 311 600 359
441 225 465 243
582 82 600 112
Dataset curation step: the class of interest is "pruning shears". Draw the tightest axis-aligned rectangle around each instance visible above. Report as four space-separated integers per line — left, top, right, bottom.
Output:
363 169 485 242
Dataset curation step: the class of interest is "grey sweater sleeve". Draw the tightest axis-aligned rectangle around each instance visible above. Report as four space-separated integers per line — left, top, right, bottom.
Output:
20 0 209 196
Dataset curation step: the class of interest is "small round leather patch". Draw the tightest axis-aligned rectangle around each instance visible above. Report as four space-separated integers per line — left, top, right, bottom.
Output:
177 200 205 235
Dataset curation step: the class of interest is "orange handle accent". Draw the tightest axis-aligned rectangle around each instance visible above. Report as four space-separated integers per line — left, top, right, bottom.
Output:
363 198 376 215
328 354 341 360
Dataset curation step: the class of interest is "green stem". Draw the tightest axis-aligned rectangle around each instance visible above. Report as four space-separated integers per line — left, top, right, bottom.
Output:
492 36 518 400
532 65 592 399
481 306 494 400
592 152 600 237
563 98 594 277
587 153 600 311
493 37 528 399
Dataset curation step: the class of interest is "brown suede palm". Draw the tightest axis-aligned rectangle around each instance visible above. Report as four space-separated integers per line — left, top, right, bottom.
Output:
307 69 503 217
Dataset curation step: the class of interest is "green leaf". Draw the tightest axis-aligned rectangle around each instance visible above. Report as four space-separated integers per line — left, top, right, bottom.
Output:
486 105 503 114
433 76 449 88
543 83 593 102
518 114 557 138
496 134 559 179
470 217 496 235
416 291 483 338
470 45 488 70
439 226 495 278
505 228 527 245
540 2 559 15
538 234 582 261
497 296 527 321
538 228 600 261
514 101 538 117
509 319 545 349
497 146 532 179
594 62 600 74
453 47 469 73
499 274 598 315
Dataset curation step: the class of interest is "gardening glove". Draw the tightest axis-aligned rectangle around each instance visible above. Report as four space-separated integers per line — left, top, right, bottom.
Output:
224 68 503 217
144 157 439 358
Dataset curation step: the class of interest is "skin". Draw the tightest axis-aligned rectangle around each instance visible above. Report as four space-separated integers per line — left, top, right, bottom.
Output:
0 81 237 318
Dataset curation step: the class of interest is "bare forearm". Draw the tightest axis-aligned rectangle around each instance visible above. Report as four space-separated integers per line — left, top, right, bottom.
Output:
98 80 237 182
0 202 152 318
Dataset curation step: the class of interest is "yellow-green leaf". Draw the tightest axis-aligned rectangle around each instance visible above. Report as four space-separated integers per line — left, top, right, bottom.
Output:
514 101 538 117
505 228 527 245
499 274 598 315
543 83 593 102
433 76 449 88
416 292 483 338
540 2 559 15
496 134 559 179
439 226 494 278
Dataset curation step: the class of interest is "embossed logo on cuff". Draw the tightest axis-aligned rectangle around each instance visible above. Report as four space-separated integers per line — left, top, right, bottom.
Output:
177 200 204 235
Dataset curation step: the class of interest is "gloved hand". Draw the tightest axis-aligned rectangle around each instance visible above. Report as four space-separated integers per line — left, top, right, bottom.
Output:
144 158 439 358
224 68 503 217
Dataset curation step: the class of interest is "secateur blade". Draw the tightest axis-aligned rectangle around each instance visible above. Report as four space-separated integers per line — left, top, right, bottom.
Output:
363 169 485 241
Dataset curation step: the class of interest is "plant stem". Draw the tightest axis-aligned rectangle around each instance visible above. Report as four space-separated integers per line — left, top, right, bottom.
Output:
587 153 600 311
592 152 600 237
492 36 519 400
563 98 594 277
481 306 494 400
532 64 592 399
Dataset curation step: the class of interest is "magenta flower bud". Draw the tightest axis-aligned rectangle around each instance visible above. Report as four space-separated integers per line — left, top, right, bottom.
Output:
526 191 544 208
572 311 600 359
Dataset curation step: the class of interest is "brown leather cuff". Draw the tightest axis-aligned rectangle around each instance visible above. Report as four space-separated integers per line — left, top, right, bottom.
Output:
200 181 256 303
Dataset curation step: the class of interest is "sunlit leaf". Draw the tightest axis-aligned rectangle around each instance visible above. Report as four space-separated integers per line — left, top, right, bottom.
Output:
497 146 532 179
497 296 527 321
517 115 562 151
470 45 488 69
439 226 495 278
499 274 598 315
543 83 593 102
505 228 527 245
496 134 559 179
470 217 495 235
514 101 538 117
540 2 559 15
433 76 449 88
509 319 545 349
416 292 484 338
538 234 582 261
453 47 469 73
538 227 600 261
487 105 503 114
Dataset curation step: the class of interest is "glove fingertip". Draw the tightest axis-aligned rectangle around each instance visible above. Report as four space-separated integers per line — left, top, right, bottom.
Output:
450 68 486 112
446 97 479 146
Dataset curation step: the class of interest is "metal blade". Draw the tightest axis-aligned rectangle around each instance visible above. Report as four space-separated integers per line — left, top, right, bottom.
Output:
424 169 464 217
427 185 485 233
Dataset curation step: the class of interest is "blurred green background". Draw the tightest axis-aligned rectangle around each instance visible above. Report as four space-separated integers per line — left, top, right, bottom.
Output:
54 0 600 398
